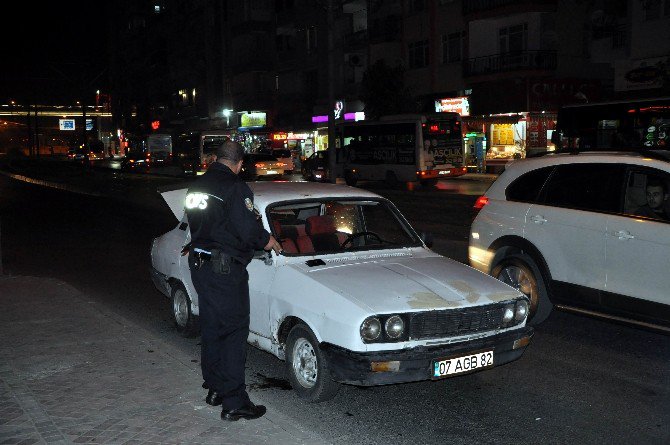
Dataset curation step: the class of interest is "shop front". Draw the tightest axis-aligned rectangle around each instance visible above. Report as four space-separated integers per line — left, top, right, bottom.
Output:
464 112 557 172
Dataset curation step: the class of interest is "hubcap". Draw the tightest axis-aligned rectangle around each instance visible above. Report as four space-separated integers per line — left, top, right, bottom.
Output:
173 290 188 326
498 265 538 315
291 338 317 388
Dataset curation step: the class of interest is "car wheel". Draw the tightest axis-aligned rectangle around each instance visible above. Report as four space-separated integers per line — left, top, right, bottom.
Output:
491 254 553 326
172 283 199 338
285 324 339 403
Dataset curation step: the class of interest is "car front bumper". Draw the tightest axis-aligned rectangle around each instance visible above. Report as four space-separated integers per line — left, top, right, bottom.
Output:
321 327 533 386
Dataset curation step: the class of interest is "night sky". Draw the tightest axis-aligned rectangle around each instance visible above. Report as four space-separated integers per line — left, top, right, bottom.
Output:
1 2 110 104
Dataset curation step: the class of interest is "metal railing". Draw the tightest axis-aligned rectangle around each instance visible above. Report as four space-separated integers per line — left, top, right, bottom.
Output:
463 0 554 15
464 50 557 76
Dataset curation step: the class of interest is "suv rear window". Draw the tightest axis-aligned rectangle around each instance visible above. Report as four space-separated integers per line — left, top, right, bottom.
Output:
540 163 625 213
506 166 554 203
273 150 291 158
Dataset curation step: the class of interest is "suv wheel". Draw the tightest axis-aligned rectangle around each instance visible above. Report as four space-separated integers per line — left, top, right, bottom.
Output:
491 253 553 326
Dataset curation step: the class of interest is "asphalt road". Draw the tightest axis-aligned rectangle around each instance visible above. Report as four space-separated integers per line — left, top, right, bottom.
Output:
0 160 668 445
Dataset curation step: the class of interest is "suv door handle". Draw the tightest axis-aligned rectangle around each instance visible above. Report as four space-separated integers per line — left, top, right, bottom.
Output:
530 215 547 224
612 230 635 240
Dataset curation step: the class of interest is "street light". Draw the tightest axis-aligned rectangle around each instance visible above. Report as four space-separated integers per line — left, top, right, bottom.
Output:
222 108 233 127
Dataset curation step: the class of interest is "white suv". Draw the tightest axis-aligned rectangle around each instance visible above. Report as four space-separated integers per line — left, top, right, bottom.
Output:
469 150 670 331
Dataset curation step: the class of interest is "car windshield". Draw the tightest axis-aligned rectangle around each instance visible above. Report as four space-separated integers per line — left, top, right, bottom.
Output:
268 198 421 255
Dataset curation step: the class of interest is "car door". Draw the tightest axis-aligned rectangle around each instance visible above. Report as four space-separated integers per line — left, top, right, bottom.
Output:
605 167 670 318
247 249 277 340
523 163 625 305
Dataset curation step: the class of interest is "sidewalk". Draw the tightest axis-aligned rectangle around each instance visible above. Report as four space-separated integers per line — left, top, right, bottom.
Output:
0 275 329 445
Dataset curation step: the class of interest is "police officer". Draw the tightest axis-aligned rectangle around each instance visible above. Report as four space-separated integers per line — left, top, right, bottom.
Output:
185 140 281 421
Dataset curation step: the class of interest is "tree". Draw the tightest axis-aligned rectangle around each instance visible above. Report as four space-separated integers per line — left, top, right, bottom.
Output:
359 60 416 119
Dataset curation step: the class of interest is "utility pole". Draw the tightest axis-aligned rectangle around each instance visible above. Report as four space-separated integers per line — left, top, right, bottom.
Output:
327 0 336 183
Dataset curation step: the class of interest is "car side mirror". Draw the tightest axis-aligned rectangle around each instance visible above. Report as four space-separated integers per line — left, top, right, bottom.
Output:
420 231 434 249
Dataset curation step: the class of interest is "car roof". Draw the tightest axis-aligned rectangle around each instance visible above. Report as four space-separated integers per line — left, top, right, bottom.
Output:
489 150 670 195
249 182 381 208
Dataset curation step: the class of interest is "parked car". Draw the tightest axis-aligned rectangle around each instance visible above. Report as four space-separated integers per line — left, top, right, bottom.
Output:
469 150 670 331
301 150 330 181
151 182 533 402
240 153 286 180
271 148 295 174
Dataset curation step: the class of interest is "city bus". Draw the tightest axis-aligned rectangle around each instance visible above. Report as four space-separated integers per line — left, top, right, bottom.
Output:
337 113 466 187
553 97 670 150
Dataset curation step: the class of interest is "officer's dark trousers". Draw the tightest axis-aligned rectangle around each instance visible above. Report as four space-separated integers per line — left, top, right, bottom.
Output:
190 260 251 410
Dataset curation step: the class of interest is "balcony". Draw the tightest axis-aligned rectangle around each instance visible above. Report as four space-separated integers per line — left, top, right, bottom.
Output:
463 0 556 19
464 50 557 77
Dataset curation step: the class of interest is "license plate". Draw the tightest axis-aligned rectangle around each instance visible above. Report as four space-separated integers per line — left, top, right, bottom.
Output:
433 350 493 378
266 170 277 174
439 170 451 175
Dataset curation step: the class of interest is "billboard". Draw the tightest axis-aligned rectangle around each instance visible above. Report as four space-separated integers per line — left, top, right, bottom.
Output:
59 119 75 130
435 97 470 116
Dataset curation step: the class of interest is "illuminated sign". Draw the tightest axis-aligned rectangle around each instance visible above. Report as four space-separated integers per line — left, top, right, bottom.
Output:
59 119 75 130
435 97 470 116
273 133 288 140
344 112 365 121
151 120 160 130
240 112 266 128
334 100 344 119
86 119 93 131
312 115 328 123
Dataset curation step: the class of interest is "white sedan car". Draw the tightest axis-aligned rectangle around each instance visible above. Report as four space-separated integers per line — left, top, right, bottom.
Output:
151 182 533 402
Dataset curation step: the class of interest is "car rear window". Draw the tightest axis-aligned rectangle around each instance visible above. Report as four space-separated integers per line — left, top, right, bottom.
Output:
250 154 278 161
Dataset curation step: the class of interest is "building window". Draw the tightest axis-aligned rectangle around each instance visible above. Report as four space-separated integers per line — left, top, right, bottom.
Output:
644 0 662 20
442 32 463 63
408 40 429 68
664 0 670 16
276 34 293 51
499 23 527 53
307 27 318 52
409 0 426 13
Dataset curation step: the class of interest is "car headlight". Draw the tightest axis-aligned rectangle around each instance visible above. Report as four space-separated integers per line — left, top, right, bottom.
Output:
502 303 515 324
385 315 405 339
360 317 381 342
514 299 529 323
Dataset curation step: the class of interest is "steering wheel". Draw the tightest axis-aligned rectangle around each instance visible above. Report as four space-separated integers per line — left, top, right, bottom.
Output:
341 231 383 249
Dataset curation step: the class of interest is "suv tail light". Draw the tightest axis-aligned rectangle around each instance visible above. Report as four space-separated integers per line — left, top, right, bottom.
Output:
473 195 489 220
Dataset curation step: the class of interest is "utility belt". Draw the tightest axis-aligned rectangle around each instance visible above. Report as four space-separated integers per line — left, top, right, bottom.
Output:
192 249 244 274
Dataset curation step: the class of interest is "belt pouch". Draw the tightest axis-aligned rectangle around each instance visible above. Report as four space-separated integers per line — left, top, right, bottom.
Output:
210 249 231 275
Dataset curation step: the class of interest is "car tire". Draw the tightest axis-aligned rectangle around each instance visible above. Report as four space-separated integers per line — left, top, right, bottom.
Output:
285 324 340 403
491 253 553 326
172 283 199 338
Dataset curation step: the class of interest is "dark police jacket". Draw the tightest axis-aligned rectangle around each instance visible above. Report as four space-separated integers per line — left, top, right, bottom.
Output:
185 162 270 265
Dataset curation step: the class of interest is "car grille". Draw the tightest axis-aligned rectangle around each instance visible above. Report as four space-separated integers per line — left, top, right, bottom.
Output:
409 304 506 339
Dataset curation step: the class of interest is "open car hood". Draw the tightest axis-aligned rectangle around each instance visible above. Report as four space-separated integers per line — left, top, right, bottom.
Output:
158 186 188 221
